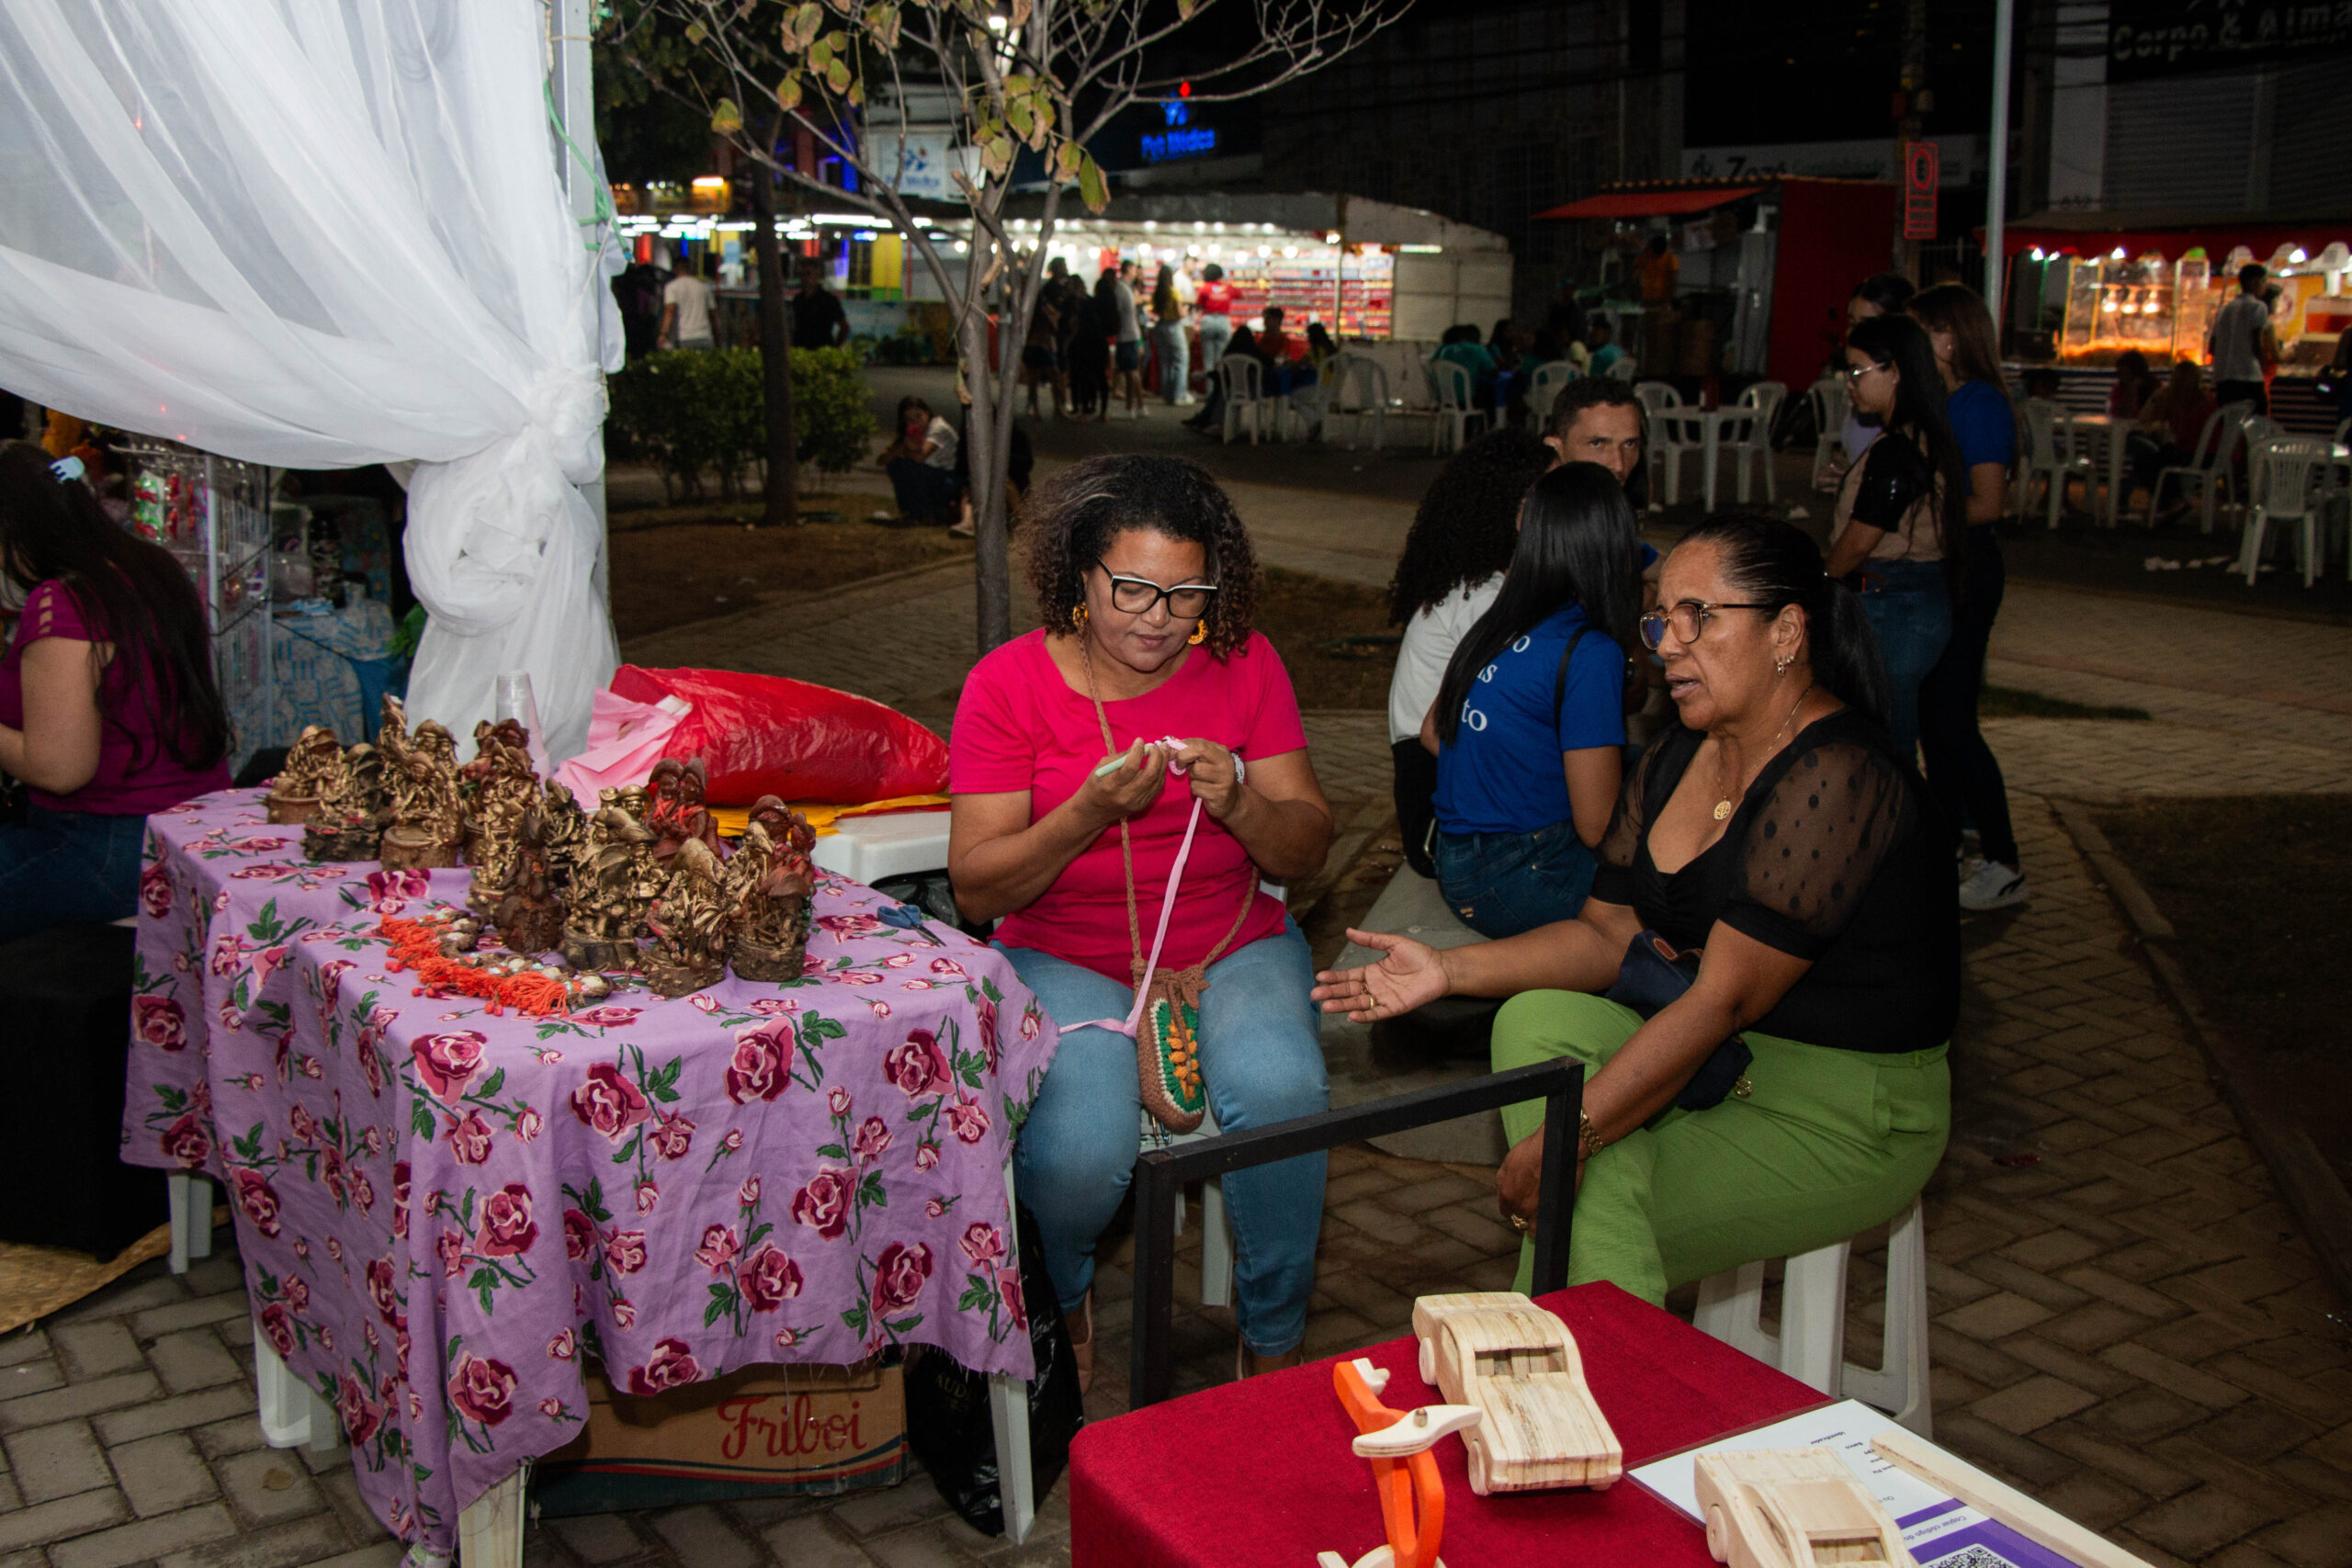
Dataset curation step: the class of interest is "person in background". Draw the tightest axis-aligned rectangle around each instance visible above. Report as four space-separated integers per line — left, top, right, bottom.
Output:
1421 463 1643 937
1305 322 1340 365
1634 233 1679 306
1316 515 1954 1307
1544 377 1649 510
659 253 716 351
1183 324 1264 435
1489 320 1521 375
949 454 1332 1386
1908 283 2024 911
1586 321 1626 378
2109 349 2158 421
612 255 666 358
2019 367 2062 402
1826 314 1964 761
1195 263 1236 376
2208 264 2276 414
1385 429 1555 877
1091 265 1125 424
1434 323 1500 410
1151 265 1193 407
1110 260 1146 419
0 445 231 938
1022 281 1065 421
1044 257 1091 417
1258 306 1306 366
1818 274 1917 492
2128 358 2217 512
791 267 851 351
1066 283 1110 422
877 395 960 525
948 372 1034 540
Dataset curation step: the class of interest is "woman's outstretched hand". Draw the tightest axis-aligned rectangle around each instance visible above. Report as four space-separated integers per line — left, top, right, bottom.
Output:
1310 930 1450 1022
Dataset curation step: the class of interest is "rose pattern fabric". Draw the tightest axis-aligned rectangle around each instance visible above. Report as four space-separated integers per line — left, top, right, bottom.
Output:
123 789 1055 1558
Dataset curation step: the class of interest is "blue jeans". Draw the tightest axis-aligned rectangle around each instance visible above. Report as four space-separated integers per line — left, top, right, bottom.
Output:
1857 558 1952 763
1433 819 1598 939
0 807 151 942
999 920 1329 1355
1154 321 1190 402
1196 315 1232 374
1919 531 2017 866
885 458 959 523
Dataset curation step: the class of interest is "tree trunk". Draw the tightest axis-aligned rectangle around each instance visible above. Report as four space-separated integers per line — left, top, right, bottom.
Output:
751 115 797 526
963 296 1013 651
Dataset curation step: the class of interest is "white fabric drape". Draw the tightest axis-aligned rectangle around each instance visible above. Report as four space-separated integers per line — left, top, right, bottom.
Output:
0 0 620 759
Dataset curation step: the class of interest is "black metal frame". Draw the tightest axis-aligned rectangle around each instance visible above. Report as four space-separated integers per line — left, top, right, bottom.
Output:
1126 1058 1583 1408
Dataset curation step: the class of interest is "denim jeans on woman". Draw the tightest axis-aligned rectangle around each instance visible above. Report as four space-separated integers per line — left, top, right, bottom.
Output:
1153 321 1190 403
0 807 150 942
1856 558 1952 763
997 919 1328 1355
1433 818 1598 939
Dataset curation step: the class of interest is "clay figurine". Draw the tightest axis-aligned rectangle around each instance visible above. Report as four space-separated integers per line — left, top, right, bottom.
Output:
646 757 722 863
464 740 543 915
303 742 390 863
725 800 819 981
266 726 341 824
379 699 464 872
642 837 729 998
492 809 567 959
1411 1292 1621 1495
560 801 662 971
539 782 590 895
1693 1447 1915 1568
459 719 536 863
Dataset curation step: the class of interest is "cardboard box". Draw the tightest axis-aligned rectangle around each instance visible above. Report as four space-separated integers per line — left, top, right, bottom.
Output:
532 1360 907 1515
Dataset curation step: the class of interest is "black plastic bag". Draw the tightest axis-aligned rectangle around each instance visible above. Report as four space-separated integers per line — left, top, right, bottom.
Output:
903 1202 1084 1535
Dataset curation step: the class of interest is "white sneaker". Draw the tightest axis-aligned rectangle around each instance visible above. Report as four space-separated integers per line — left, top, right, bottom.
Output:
1958 860 2030 911
1957 852 1984 884
1175 394 1198 406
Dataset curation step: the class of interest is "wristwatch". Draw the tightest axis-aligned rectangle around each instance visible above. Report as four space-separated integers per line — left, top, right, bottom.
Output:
1577 1108 1606 1163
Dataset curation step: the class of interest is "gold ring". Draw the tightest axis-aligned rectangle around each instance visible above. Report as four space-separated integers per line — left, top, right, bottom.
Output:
1508 1213 1530 1234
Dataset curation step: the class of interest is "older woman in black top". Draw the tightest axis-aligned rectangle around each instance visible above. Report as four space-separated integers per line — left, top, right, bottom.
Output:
1315 515 1956 1303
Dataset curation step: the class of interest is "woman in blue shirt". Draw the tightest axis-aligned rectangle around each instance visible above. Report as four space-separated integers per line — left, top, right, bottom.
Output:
1908 285 2026 912
1419 462 1642 937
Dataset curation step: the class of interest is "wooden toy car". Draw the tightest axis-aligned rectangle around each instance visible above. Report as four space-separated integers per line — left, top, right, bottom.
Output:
1410 1292 1621 1495
1693 1447 1917 1568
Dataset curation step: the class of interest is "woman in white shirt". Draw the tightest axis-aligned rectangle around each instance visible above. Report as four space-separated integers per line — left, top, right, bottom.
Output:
1385 430 1553 876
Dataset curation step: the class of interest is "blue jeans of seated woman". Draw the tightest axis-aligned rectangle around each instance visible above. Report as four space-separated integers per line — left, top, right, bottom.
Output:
998 920 1328 1356
1433 818 1597 939
0 808 151 942
1857 558 1951 764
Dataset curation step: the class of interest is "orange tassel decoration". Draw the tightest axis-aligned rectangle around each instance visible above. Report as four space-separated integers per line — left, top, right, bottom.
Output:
378 910 590 1018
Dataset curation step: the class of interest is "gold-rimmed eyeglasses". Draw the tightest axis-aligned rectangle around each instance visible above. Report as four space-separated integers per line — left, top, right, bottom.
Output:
1638 600 1779 650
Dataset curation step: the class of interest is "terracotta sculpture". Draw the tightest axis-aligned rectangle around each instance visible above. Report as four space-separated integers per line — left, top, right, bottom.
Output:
1411 1292 1621 1495
459 718 536 864
560 800 662 972
726 798 819 981
463 740 543 915
266 726 341 824
1694 1448 1915 1568
642 837 729 998
303 742 390 863
492 809 567 958
539 782 590 896
646 757 722 863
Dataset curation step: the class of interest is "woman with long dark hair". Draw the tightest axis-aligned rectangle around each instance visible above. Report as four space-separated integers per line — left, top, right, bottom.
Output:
1825 314 1965 760
1908 283 2024 911
1419 462 1642 937
0 443 230 938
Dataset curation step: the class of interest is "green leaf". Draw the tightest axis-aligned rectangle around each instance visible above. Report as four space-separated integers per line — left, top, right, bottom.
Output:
864 4 899 49
816 1143 847 1159
746 1222 774 1245
1003 95 1035 143
469 1267 499 1292
859 1172 886 1208
824 56 852 96
711 98 743 135
613 1133 640 1166
885 1313 923 1335
478 1067 504 1100
1077 149 1109 215
585 1178 611 1222
978 136 1012 177
1054 141 1082 180
775 75 804 113
684 19 707 43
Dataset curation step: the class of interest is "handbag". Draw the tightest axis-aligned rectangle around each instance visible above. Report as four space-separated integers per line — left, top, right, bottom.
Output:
1602 931 1754 1111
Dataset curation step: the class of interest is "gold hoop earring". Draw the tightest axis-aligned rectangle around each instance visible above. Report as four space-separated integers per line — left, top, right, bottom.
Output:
1188 623 1207 646
1074 604 1088 628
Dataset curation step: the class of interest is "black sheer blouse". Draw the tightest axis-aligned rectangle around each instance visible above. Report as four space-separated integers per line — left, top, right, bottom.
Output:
1589 709 1958 1054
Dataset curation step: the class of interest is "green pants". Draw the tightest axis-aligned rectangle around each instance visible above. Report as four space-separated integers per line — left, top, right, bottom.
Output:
1495 990 1949 1304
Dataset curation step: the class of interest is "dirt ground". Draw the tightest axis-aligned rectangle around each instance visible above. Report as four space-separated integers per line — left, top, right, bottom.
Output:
2094 794 2352 1188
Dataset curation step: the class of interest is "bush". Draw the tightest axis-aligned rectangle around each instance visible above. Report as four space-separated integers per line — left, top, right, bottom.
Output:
606 347 876 500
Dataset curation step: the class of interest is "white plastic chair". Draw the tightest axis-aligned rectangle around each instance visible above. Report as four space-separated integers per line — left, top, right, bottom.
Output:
2016 399 2095 527
2148 405 2235 531
1607 356 1638 381
2238 436 2335 588
1144 1104 1237 1310
1218 355 1268 446
1324 353 1390 451
1425 358 1485 455
1525 360 1577 427
1807 378 1852 491
1636 381 1699 508
1722 381 1787 505
1278 360 1337 443
1693 1196 1932 1437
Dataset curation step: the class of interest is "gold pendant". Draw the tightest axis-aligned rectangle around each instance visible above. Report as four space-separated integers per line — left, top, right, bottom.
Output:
1713 800 1733 821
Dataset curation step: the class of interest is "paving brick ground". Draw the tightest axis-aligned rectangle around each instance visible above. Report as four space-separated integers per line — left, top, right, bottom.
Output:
15 463 2345 1567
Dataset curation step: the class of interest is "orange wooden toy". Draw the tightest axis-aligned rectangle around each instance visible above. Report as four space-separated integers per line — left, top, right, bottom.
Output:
1317 1357 1484 1568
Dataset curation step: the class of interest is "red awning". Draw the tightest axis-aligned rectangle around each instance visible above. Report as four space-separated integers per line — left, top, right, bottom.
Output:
1533 186 1767 220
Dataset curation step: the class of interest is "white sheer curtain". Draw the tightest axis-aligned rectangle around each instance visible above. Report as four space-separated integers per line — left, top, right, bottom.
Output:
0 0 620 759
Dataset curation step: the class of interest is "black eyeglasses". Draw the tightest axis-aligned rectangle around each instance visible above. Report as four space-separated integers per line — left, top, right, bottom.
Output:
1100 570 1218 619
1639 600 1779 650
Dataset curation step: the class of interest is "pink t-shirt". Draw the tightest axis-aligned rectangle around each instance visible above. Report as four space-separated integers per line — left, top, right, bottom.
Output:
951 628 1308 985
0 580 230 815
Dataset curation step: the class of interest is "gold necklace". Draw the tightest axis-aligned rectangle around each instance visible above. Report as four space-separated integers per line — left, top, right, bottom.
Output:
1713 682 1815 821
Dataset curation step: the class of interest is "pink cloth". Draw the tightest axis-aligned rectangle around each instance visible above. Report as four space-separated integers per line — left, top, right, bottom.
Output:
951 630 1307 985
0 580 228 815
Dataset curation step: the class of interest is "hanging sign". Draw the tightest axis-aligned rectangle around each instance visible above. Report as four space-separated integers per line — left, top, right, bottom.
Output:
1903 141 1939 241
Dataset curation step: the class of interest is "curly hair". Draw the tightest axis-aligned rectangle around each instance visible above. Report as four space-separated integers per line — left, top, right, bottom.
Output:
1026 454 1260 657
1386 426 1551 624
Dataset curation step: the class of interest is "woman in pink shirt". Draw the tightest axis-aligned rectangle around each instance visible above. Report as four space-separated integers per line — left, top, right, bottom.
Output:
950 454 1335 1386
0 445 231 939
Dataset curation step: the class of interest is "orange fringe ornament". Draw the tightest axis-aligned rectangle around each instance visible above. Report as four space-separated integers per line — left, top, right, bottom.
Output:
378 911 581 1018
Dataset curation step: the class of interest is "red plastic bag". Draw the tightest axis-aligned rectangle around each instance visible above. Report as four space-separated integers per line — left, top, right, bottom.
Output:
606 666 948 806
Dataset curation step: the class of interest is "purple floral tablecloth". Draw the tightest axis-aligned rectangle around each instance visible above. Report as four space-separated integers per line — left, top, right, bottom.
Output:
120 789 1057 1553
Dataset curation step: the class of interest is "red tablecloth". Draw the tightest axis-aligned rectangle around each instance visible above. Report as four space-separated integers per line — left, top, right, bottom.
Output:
1070 1283 1826 1567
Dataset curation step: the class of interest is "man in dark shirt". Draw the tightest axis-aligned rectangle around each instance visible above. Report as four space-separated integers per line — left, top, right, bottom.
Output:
792 272 851 351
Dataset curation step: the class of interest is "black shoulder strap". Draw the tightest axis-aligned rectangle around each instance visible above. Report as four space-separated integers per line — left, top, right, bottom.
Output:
1553 626 1589 736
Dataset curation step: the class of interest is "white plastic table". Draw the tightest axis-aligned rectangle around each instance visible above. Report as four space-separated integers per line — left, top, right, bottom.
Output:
808 807 953 885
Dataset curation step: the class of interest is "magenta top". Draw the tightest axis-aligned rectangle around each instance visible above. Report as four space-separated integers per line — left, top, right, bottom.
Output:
0 580 230 816
950 628 1308 985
